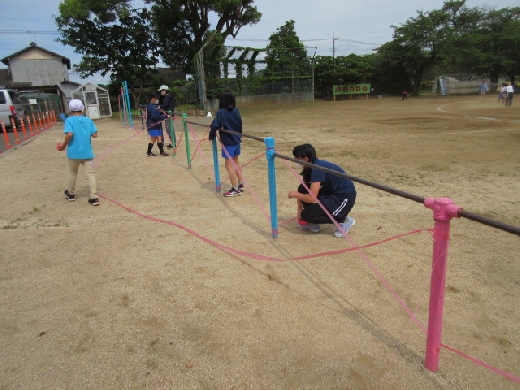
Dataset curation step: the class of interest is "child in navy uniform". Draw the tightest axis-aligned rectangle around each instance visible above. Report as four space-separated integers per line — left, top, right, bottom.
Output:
288 143 356 238
146 93 168 157
209 91 244 197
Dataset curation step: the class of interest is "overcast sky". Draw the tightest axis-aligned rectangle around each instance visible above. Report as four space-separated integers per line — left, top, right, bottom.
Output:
1 0 518 85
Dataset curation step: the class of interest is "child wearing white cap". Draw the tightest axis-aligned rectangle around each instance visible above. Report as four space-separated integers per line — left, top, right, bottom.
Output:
56 99 100 206
158 85 175 148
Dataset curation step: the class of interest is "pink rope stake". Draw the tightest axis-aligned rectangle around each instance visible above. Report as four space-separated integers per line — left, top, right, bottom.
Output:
423 197 462 372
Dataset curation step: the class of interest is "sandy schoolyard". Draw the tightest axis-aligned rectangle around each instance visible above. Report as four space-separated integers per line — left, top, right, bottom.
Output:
0 95 519 389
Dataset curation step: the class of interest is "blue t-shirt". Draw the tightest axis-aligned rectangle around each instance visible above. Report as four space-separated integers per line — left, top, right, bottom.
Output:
209 108 242 146
64 115 97 160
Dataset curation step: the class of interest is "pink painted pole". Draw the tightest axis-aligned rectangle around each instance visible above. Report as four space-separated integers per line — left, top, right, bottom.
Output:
423 197 462 372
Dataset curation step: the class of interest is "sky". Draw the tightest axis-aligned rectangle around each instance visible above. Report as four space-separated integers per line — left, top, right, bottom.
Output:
1 0 518 85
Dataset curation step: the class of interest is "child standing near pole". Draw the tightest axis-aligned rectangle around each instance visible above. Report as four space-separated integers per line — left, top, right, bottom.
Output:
158 85 175 149
56 99 100 206
146 93 168 157
209 91 244 197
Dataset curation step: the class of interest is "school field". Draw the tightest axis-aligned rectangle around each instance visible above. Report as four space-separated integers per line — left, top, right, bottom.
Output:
0 95 519 389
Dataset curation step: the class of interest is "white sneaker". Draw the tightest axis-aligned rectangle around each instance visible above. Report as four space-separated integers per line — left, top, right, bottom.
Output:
333 216 355 238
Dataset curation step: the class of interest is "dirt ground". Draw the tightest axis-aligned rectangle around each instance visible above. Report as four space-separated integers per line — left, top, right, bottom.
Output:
0 95 519 389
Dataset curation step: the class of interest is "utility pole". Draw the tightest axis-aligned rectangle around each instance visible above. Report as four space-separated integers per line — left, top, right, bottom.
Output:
333 34 335 61
332 35 339 61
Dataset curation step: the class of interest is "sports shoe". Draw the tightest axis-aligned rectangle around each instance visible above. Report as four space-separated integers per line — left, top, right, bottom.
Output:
160 152 169 156
223 188 241 197
297 220 321 233
333 216 356 238
147 152 156 157
238 183 245 192
88 198 100 206
64 190 75 202
166 144 173 149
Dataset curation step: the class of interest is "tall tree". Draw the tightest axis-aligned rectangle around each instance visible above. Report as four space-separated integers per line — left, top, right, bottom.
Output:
450 6 520 85
55 0 160 106
382 0 478 94
147 0 262 75
314 54 373 98
264 20 310 78
379 1 520 93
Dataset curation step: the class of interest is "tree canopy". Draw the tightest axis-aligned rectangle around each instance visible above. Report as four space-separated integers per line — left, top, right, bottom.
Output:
147 0 261 75
56 1 159 84
55 0 520 102
264 20 311 78
56 0 261 84
372 0 520 94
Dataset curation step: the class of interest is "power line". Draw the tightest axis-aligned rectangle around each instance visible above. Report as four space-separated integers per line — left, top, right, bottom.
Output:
226 37 380 46
0 30 60 35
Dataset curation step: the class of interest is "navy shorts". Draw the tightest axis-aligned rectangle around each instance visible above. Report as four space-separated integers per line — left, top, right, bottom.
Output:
221 143 241 159
148 129 162 137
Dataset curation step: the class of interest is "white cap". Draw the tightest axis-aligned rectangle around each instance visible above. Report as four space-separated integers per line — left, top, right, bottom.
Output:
69 99 85 112
158 85 169 91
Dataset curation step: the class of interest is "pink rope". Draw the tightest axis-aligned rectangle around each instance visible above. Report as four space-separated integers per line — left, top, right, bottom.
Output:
186 122 211 169
441 344 520 383
218 135 271 223
91 123 520 385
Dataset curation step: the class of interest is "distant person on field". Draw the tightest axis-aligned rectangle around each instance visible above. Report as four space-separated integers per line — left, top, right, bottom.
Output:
146 93 168 157
288 143 356 238
497 90 505 104
500 83 508 106
505 83 514 107
158 85 175 149
480 80 488 98
402 91 408 101
56 99 99 206
209 91 244 197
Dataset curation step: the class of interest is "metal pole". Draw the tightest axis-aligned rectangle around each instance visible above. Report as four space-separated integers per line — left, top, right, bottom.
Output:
264 137 278 238
168 110 176 156
182 112 191 170
212 138 221 193
423 197 462 371
123 81 133 127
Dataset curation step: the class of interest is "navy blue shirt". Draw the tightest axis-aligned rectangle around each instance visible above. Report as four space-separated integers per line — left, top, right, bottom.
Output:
147 103 167 131
160 93 175 113
209 108 242 145
311 158 356 212
311 159 355 195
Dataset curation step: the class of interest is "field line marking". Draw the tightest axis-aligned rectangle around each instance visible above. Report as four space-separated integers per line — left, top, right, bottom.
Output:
444 128 520 135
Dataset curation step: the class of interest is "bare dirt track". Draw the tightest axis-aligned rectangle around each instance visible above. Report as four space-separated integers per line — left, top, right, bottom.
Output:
0 95 519 389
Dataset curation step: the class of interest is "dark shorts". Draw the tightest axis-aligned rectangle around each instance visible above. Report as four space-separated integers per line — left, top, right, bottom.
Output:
298 184 356 224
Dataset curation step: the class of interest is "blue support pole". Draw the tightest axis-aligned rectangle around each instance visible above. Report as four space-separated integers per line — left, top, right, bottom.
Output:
264 137 278 238
123 81 134 127
212 138 221 192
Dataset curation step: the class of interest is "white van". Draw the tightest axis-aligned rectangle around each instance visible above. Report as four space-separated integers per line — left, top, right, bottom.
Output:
0 88 25 130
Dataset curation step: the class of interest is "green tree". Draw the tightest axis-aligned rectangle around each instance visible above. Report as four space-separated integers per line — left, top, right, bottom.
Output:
55 0 160 107
264 20 310 79
378 1 520 94
388 6 448 94
147 0 262 75
445 6 520 85
314 54 373 98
